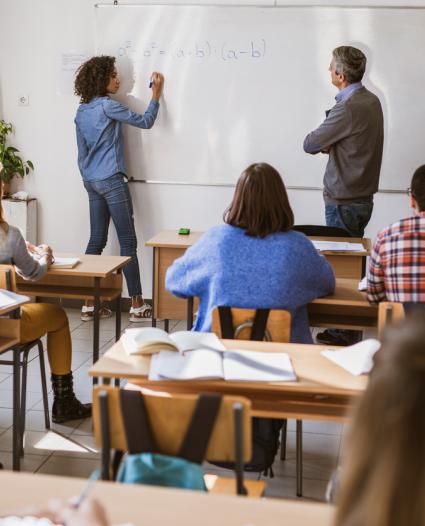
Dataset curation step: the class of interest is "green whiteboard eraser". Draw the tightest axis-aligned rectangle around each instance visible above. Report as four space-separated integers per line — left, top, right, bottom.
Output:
178 228 191 235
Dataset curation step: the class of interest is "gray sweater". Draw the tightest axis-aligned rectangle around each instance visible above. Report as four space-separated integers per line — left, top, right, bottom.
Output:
303 87 384 204
0 225 47 280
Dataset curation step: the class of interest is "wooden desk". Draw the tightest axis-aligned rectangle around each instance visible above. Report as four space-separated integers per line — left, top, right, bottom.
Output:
91 338 366 497
0 472 334 526
15 254 131 370
146 230 371 327
90 339 367 422
309 278 378 330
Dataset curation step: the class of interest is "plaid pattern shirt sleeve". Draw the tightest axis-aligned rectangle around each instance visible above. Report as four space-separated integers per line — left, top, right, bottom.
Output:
367 233 387 303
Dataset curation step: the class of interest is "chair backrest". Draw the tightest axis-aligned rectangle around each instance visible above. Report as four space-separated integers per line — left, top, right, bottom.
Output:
378 301 405 336
293 224 350 237
93 385 252 462
0 264 17 292
211 307 291 343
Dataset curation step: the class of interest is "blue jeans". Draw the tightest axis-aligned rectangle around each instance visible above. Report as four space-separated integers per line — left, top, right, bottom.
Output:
324 202 372 344
84 173 142 297
325 202 373 238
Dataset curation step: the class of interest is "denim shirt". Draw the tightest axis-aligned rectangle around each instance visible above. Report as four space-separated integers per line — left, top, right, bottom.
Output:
75 96 159 182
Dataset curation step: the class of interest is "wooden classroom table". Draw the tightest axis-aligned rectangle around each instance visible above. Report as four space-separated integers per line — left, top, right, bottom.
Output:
89 338 367 421
90 338 367 497
15 254 131 371
146 230 371 328
0 472 335 526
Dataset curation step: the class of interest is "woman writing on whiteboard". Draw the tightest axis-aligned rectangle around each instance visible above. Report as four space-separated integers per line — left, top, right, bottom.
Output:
74 56 164 322
166 163 335 343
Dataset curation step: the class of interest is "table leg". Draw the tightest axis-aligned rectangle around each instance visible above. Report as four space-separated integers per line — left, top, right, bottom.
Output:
296 420 303 497
164 319 169 332
93 277 101 386
12 349 21 471
151 248 156 327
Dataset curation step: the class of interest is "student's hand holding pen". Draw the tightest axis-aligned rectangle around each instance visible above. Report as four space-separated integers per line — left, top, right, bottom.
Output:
47 498 109 526
150 71 165 101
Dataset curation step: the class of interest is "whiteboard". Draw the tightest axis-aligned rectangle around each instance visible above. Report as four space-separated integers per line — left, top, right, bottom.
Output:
95 5 425 191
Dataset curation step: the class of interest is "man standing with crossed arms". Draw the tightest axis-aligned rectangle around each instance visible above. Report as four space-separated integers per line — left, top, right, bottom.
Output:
304 45 384 345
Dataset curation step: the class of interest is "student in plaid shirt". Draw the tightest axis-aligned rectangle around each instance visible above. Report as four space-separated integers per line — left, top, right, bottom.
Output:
368 165 425 303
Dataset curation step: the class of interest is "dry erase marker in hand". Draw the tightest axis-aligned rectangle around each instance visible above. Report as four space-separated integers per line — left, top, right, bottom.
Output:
149 77 154 88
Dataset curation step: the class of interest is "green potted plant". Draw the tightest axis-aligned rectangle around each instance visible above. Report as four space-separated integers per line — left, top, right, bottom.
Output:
0 119 34 197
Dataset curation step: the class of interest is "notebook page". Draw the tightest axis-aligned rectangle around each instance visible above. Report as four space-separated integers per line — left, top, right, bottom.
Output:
51 257 80 268
169 331 226 352
321 339 381 376
152 349 224 380
123 327 176 355
223 350 297 382
0 290 28 309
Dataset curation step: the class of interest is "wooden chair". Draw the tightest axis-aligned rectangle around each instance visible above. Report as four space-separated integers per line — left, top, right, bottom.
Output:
378 302 405 337
211 307 304 491
211 306 291 342
93 385 266 497
0 265 50 471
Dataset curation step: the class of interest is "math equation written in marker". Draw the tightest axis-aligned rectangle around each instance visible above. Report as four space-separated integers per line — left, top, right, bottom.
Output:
117 39 266 61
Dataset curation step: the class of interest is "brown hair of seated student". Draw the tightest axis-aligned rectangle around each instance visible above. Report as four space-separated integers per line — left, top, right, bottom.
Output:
224 163 294 238
411 164 425 211
335 314 425 526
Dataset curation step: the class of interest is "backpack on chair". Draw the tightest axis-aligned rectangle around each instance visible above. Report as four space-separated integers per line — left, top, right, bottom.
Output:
212 306 283 477
116 390 222 491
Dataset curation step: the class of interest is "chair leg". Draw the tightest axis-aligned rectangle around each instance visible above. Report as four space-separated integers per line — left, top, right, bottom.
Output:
233 402 247 496
296 420 303 497
280 419 287 460
12 349 21 471
38 341 50 430
20 348 31 457
99 391 111 481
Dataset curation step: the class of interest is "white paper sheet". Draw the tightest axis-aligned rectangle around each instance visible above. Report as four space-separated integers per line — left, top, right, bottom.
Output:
321 339 381 376
312 241 365 252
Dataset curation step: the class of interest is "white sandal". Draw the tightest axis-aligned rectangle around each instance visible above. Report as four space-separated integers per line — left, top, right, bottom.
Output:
129 303 152 323
81 305 112 322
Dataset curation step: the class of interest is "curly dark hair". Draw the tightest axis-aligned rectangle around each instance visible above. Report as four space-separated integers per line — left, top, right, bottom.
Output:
74 56 116 103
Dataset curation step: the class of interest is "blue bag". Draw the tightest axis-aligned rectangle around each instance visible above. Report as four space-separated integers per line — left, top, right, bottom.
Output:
116 390 222 491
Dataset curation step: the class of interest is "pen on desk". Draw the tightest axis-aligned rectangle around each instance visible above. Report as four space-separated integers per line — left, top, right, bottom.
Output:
73 469 101 509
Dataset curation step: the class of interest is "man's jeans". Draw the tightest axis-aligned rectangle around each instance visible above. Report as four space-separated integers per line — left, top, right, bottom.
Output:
84 173 142 297
324 202 373 344
325 202 373 238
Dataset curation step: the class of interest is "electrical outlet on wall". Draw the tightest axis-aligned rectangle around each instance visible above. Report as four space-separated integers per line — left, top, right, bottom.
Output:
18 94 29 106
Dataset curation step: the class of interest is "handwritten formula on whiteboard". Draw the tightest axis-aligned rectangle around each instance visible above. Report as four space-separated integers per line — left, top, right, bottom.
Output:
118 39 266 62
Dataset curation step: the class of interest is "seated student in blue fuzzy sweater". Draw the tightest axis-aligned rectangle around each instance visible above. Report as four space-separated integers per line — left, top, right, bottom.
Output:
166 163 335 343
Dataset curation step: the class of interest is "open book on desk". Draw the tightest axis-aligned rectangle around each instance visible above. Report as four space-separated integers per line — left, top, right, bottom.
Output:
121 327 226 356
149 348 297 382
0 289 29 310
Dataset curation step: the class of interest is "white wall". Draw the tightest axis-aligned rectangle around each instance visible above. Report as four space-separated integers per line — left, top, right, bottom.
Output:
0 1 416 298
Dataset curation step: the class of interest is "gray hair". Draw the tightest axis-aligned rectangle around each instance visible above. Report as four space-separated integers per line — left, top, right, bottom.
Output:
332 46 366 84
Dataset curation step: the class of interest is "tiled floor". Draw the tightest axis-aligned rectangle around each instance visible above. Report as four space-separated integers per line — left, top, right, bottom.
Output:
0 310 348 501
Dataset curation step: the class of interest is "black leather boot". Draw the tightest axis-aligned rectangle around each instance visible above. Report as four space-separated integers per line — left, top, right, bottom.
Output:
51 372 92 424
